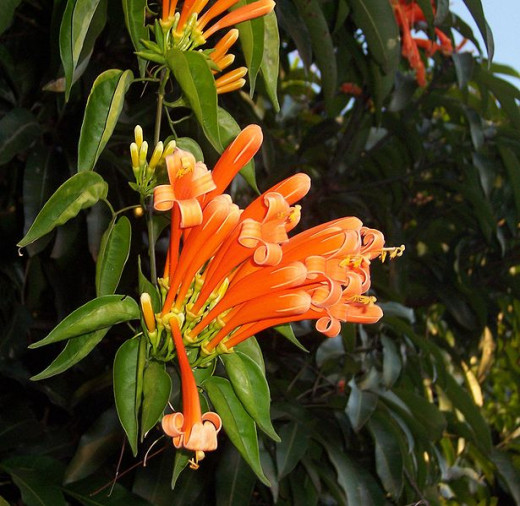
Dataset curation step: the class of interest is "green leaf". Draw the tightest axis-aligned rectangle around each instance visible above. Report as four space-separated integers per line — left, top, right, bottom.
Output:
31 328 109 381
323 443 385 505
462 0 494 61
415 0 434 33
275 421 309 480
367 411 403 499
122 0 149 77
64 409 121 484
381 336 401 388
345 380 378 431
350 0 400 75
0 456 66 506
59 0 107 101
293 0 337 114
0 108 40 166
216 444 256 506
497 144 520 222
18 172 108 248
217 108 258 192
140 361 171 438
0 0 22 36
259 12 280 111
221 352 279 441
204 376 269 485
171 449 192 490
442 374 492 452
233 0 265 95
138 256 161 312
113 338 140 456
490 448 520 504
452 52 475 89
235 336 265 374
167 49 222 151
78 69 134 171
176 137 204 162
29 295 139 349
274 323 308 352
96 216 132 296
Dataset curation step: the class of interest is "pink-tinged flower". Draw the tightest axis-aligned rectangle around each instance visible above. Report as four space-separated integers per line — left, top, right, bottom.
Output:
161 318 221 468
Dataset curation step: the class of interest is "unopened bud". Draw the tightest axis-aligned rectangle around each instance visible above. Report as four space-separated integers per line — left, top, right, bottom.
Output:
134 125 144 148
163 140 176 158
149 142 164 169
140 293 156 333
130 142 139 169
139 141 149 166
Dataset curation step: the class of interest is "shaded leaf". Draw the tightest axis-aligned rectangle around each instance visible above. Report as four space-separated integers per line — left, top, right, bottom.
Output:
259 11 280 110
0 0 22 36
462 0 494 61
275 323 308 352
216 444 256 506
345 380 378 431
0 108 40 166
275 421 309 480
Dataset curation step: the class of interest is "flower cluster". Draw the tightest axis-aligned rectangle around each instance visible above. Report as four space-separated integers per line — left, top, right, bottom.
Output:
139 0 274 94
392 0 453 86
138 125 401 467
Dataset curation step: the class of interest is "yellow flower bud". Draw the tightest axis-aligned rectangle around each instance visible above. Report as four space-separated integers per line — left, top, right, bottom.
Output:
134 125 143 148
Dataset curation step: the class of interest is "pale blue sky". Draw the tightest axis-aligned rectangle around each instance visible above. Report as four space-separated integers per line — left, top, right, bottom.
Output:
451 0 520 78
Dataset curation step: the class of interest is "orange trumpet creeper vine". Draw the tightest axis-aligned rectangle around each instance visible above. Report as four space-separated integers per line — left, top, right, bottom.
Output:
139 124 402 463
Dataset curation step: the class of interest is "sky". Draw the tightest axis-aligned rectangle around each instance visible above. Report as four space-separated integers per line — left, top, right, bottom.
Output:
451 0 520 80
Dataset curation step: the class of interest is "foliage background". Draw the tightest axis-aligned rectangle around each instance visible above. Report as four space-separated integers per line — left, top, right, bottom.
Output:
1 0 520 504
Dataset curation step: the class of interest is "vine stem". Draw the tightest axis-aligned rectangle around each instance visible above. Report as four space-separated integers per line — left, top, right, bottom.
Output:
147 68 170 284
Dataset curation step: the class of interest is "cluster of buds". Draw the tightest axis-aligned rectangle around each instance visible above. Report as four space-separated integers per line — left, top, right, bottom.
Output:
137 0 275 94
129 126 176 198
137 124 402 467
392 0 454 86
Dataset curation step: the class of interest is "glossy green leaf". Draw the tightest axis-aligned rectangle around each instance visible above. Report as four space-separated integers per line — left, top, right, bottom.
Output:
113 338 140 456
233 0 264 95
78 69 134 171
217 107 258 192
216 444 256 506
275 323 308 352
0 0 21 36
64 409 121 484
442 374 492 452
204 376 269 485
453 52 475 89
29 295 139 349
221 351 279 441
293 0 337 114
235 336 265 374
0 108 40 166
275 421 309 479
316 334 343 367
31 328 109 380
59 0 107 100
349 0 399 75
122 0 148 77
0 456 66 506
18 171 108 248
96 216 132 296
167 49 222 151
462 0 494 61
367 411 403 499
259 11 280 111
141 361 171 438
345 380 378 431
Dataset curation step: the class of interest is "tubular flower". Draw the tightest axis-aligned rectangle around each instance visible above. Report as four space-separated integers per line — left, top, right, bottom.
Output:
158 0 275 92
161 318 222 468
147 124 401 466
392 0 453 86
